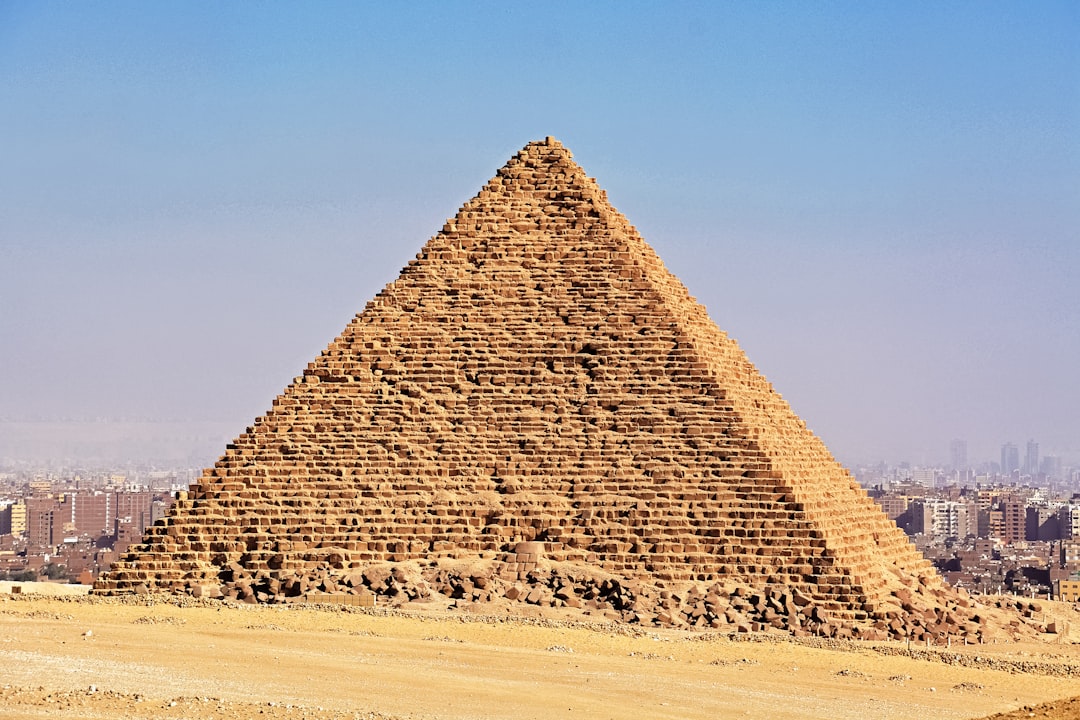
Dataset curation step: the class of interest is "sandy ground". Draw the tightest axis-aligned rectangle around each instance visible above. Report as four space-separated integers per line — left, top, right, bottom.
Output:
1 584 1079 720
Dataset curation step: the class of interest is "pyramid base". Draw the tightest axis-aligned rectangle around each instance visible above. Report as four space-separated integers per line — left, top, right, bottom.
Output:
94 556 1039 643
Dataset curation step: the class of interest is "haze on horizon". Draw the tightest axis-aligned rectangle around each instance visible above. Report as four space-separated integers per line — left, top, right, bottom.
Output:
1 3 1077 470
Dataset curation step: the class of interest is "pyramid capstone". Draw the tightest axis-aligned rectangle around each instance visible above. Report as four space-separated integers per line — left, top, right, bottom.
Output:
96 138 1026 640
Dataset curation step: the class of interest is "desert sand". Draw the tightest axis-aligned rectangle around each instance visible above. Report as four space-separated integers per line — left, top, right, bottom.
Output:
1 583 1079 720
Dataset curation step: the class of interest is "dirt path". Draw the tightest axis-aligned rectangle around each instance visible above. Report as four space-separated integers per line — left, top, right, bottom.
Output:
1 593 1079 720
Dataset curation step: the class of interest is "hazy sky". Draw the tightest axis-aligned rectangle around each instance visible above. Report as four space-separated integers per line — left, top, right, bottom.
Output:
1 2 1077 468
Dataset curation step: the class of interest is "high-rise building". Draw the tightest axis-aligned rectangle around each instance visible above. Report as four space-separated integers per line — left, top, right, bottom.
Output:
1041 455 1062 479
950 439 968 472
9 501 26 536
908 498 973 540
1026 505 1060 541
54 491 154 541
62 492 112 538
28 480 52 498
1024 439 1040 475
24 497 57 551
1057 505 1080 539
873 493 910 522
1001 443 1020 476
911 468 937 487
114 491 153 536
1001 500 1026 543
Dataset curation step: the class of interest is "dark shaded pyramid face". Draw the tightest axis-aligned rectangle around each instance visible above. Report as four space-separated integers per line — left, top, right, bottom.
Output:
98 138 1023 641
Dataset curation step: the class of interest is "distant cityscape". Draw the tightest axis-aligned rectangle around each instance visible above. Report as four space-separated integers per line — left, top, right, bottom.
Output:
2 436 1079 600
852 438 1080 493
0 466 195 584
852 438 1080 601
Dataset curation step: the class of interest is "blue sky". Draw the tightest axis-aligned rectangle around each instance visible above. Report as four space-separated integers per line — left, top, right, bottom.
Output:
1 2 1077 467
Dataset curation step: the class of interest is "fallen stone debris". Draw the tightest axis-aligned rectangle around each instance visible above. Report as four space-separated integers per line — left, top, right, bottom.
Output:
103 554 1048 643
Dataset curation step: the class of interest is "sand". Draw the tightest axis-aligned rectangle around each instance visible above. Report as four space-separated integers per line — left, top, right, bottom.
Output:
1 583 1079 720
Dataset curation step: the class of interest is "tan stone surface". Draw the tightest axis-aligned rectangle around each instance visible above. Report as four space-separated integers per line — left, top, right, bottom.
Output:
95 138 1018 640
2 595 1080 720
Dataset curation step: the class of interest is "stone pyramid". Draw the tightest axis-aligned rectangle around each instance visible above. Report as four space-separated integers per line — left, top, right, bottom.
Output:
98 137 1016 640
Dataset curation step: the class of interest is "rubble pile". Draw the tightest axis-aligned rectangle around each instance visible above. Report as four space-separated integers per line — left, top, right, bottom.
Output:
157 553 1038 642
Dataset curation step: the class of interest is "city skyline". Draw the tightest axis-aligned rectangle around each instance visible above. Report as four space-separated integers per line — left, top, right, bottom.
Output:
5 421 1080 473
2 4 1077 468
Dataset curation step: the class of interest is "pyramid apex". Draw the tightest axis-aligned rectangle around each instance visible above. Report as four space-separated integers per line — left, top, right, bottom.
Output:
520 136 570 156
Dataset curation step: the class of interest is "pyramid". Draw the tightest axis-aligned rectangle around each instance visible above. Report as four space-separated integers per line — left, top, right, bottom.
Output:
97 138 1019 639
